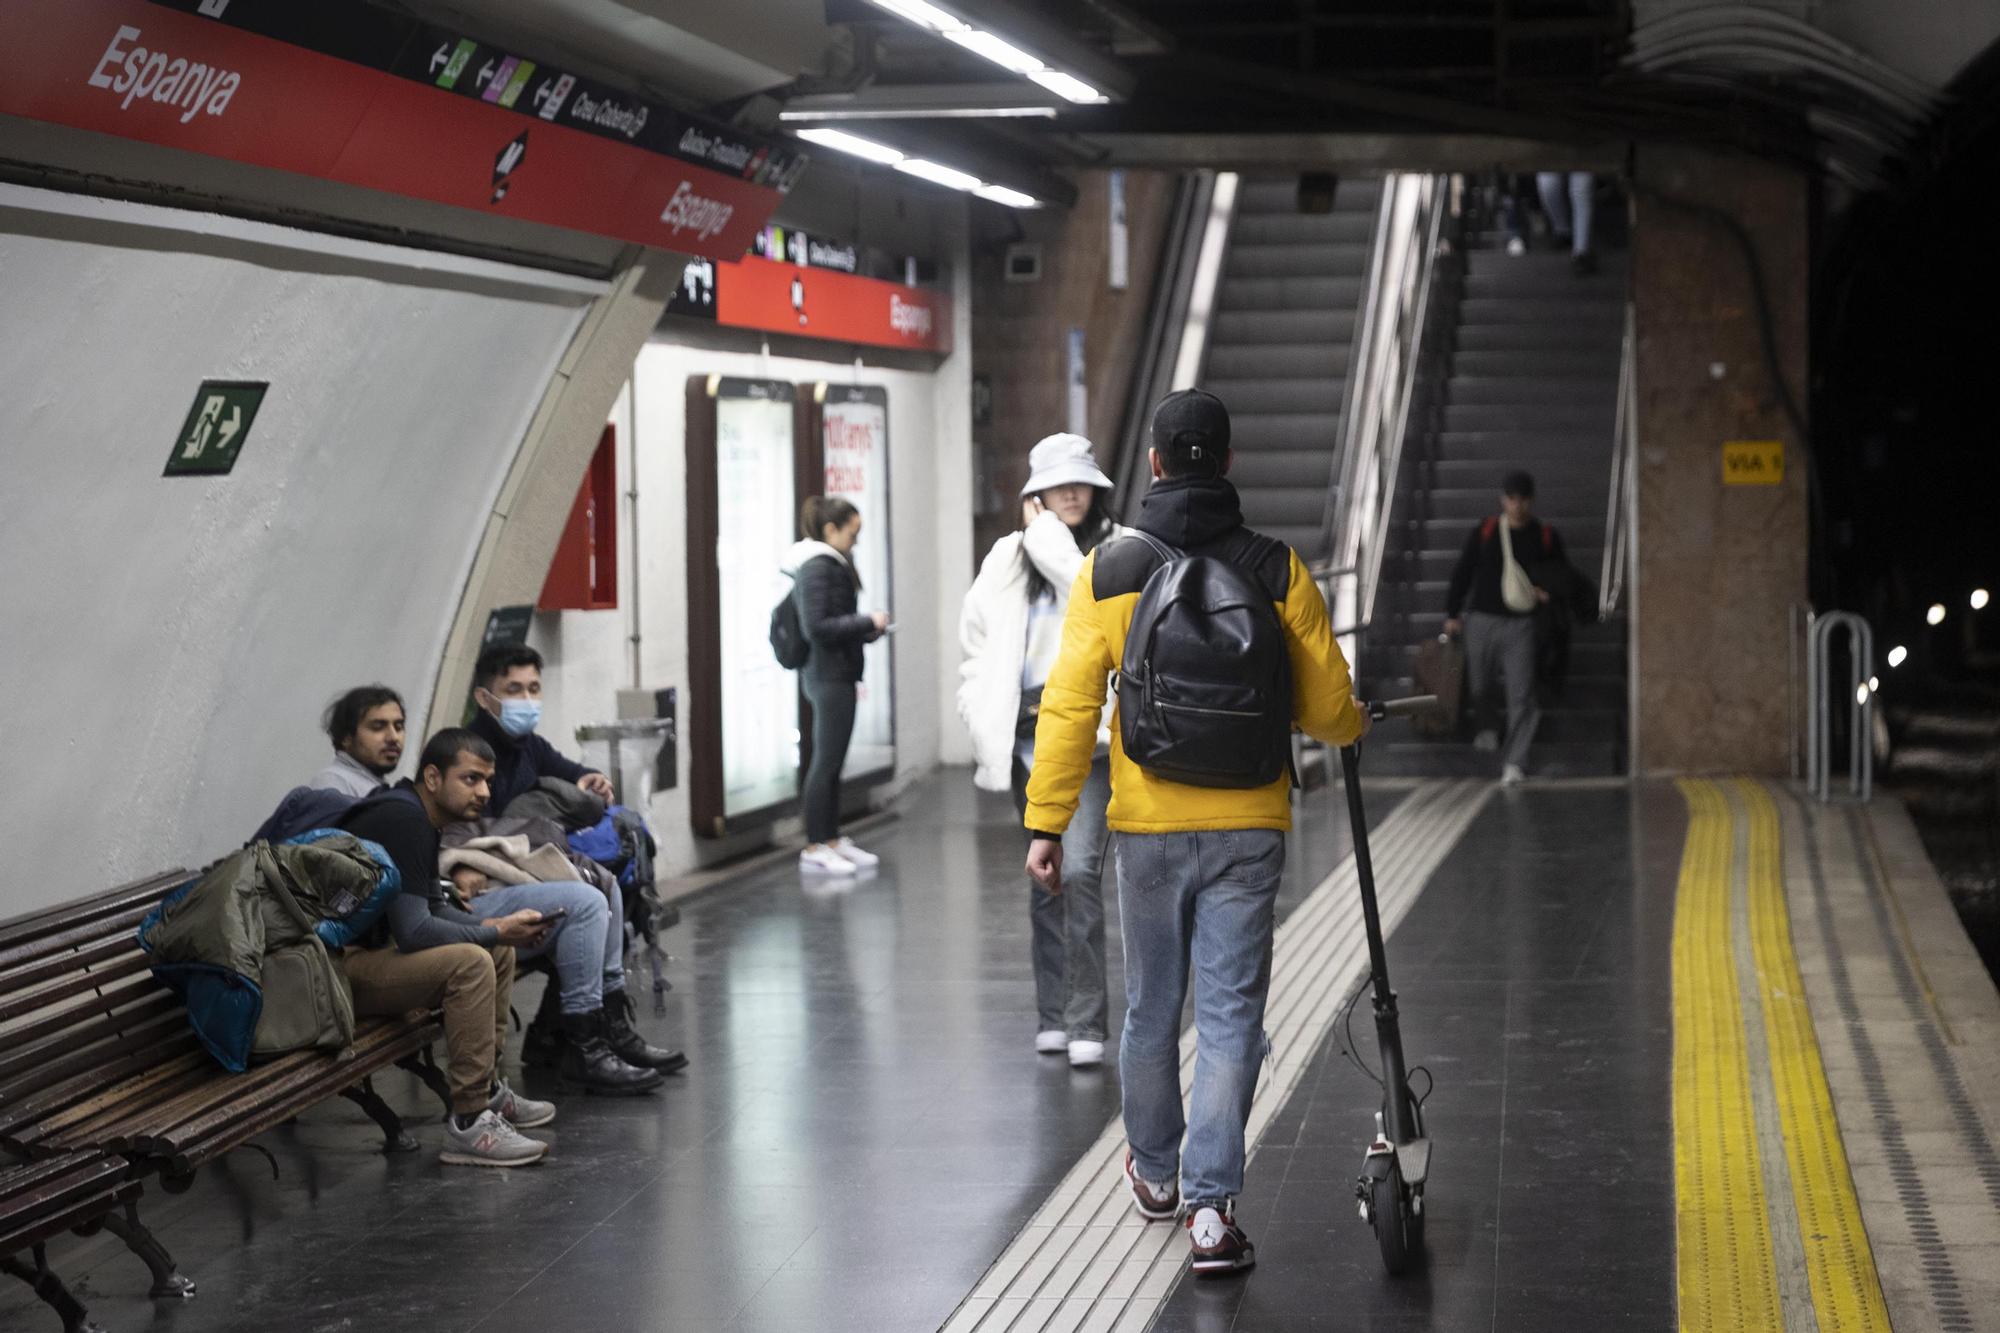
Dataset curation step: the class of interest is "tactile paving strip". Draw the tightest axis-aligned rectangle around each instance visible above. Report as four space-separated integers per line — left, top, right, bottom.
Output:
940 777 1492 1333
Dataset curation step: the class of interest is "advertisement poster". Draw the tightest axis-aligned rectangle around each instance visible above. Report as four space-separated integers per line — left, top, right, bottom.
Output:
821 386 895 781
714 387 802 819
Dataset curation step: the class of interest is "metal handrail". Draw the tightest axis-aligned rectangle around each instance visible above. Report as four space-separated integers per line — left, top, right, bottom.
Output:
1320 173 1453 650
1807 611 1874 802
1599 302 1637 620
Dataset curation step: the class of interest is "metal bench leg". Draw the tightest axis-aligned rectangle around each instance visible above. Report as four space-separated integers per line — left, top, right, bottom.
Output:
101 1199 196 1299
395 1047 453 1118
339 1077 419 1153
2 1246 105 1333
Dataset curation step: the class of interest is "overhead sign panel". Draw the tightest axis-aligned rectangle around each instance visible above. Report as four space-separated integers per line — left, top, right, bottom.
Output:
0 0 809 261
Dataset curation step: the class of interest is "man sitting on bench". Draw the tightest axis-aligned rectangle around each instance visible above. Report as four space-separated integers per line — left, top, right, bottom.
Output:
468 644 613 813
343 727 678 1101
334 727 556 1167
311 684 406 798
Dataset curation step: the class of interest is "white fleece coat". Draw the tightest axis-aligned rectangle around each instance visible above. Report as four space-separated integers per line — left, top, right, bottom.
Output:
957 512 1121 791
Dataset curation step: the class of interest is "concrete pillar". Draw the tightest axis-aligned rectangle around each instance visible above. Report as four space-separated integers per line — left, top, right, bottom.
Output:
1630 146 1811 775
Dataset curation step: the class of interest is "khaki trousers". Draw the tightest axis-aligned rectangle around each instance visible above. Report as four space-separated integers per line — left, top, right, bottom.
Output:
340 942 515 1115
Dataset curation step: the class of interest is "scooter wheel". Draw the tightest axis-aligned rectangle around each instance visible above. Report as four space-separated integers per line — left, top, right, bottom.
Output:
1371 1161 1423 1275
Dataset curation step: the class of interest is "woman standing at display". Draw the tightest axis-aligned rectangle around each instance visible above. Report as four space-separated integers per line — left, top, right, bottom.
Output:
957 434 1122 1068
787 496 890 876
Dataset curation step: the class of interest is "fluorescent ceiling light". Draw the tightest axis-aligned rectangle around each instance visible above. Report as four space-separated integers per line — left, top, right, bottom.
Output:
1027 69 1108 103
1887 644 1907 667
974 183 1042 208
940 28 1046 75
781 105 1057 121
868 0 966 31
895 157 984 191
794 127 906 165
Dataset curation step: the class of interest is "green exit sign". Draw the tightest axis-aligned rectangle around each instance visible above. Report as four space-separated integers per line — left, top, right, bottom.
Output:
164 380 267 476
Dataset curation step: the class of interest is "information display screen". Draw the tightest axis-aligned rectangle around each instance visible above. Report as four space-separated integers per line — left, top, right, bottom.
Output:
713 384 801 820
820 386 895 781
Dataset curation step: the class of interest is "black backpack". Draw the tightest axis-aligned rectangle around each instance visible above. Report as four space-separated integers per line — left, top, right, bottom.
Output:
770 585 809 669
1116 532 1294 789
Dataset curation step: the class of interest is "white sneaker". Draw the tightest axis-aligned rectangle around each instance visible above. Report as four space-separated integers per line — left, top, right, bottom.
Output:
1506 236 1527 257
830 837 879 868
487 1078 556 1129
800 844 857 875
1473 730 1500 752
1501 764 1526 787
1035 1029 1069 1055
440 1109 547 1168
1068 1039 1105 1068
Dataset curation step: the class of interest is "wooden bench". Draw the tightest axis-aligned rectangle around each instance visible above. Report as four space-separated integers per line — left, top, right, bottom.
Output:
0 871 454 1327
0 1151 141 1333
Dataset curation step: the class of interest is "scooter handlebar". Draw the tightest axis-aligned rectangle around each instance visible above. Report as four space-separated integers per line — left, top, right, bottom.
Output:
1365 695 1440 722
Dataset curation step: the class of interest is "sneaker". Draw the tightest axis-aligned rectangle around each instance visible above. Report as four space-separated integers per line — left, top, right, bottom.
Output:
1068 1039 1105 1068
1186 1202 1255 1276
800 844 856 875
1473 730 1500 753
829 837 879 868
1571 250 1599 277
440 1109 547 1168
1501 764 1526 787
1125 1152 1180 1220
1505 235 1526 257
487 1078 556 1129
1035 1029 1069 1055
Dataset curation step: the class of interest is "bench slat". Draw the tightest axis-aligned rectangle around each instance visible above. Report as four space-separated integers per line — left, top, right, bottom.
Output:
0 872 188 951
0 948 155 1023
0 903 165 977
166 1023 441 1173
24 1052 219 1152
0 991 185 1090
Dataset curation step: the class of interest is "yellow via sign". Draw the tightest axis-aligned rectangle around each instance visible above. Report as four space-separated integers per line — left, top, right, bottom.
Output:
1723 440 1784 486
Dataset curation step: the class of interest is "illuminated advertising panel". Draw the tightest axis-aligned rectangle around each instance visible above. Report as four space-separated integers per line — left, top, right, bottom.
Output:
819 385 895 782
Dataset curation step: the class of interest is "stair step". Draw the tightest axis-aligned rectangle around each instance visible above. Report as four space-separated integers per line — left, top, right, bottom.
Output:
1218 275 1364 312
1405 517 1609 549
1237 486 1330 527
1226 243 1374 280
1443 404 1617 432
1459 297 1626 326
1214 310 1357 346
1203 377 1347 415
1206 343 1351 378
1230 210 1377 246
1229 449 1340 490
1446 377 1620 407
1261 523 1332 560
1451 349 1622 378
1433 429 1619 457
1229 411 1343 450
1457 324 1620 353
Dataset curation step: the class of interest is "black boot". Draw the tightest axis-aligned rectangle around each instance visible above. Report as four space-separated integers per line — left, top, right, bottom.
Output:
559 1012 664 1095
523 977 566 1069
604 988 689 1074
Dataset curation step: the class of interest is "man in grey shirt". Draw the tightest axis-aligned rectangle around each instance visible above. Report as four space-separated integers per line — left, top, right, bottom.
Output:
311 685 406 797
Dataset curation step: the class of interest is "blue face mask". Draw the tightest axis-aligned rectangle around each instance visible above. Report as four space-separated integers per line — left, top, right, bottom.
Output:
496 698 542 738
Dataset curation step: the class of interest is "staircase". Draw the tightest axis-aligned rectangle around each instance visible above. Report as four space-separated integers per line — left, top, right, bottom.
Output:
1358 232 1630 777
1199 175 1383 564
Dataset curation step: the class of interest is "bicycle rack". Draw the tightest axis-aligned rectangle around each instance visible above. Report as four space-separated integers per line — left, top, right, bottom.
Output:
1806 610 1873 802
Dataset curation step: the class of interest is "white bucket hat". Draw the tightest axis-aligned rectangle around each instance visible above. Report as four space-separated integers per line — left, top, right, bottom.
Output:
1020 432 1114 497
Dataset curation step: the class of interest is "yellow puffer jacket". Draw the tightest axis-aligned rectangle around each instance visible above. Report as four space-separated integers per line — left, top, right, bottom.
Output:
1024 478 1364 835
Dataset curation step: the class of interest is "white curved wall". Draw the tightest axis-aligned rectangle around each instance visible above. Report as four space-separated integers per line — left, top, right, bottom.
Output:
0 185 600 913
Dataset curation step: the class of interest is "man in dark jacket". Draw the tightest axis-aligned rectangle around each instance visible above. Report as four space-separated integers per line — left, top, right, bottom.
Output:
1442 470 1566 785
335 727 554 1167
468 644 613 815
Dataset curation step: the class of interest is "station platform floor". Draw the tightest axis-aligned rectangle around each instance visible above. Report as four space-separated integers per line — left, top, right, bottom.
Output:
5 770 1997 1333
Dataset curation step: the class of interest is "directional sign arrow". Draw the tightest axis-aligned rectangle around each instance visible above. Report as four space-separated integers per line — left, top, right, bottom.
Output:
476 59 496 89
430 42 452 73
215 405 242 451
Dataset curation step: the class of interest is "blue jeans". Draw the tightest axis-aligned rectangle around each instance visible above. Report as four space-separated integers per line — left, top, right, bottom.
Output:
1115 829 1284 1208
469 880 624 1016
1012 755 1111 1041
1536 170 1594 255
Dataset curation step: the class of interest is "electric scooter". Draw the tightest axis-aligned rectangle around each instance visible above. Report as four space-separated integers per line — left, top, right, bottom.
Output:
1339 695 1438 1276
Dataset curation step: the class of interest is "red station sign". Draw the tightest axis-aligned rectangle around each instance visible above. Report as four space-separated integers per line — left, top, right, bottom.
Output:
0 0 807 262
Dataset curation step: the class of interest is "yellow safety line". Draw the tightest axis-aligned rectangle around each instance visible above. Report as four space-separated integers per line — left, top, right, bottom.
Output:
1673 778 1783 1332
1738 779 1895 1333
